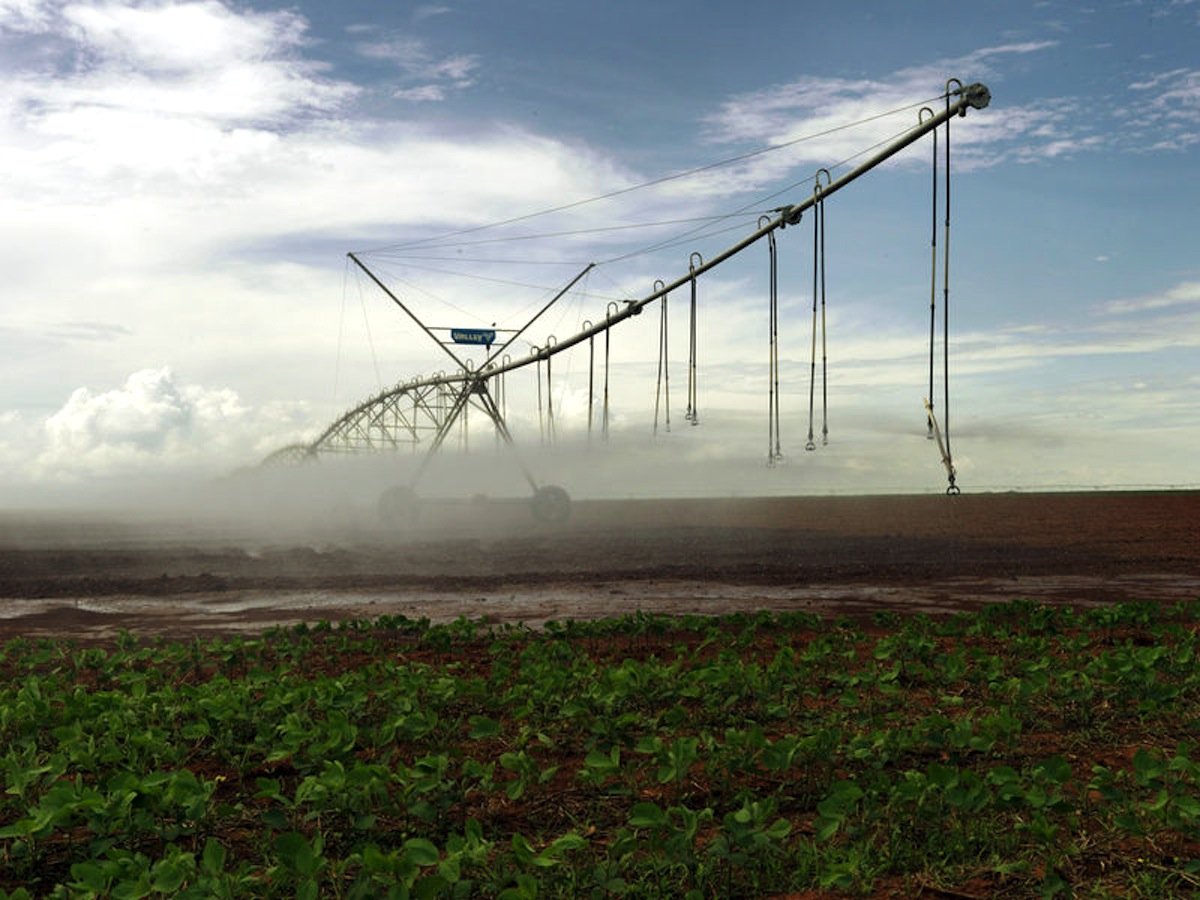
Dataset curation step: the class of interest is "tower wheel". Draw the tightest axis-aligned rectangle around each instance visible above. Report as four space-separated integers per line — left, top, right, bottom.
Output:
378 485 421 525
531 485 571 523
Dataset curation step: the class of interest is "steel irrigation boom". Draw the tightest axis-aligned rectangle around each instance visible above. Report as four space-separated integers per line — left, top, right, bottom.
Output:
262 81 991 513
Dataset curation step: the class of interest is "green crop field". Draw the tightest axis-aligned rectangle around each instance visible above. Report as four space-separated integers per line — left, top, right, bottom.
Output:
2 600 1200 898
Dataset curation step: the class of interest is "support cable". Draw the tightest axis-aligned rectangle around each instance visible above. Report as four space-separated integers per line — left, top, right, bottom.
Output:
355 269 384 390
363 95 944 256
333 259 350 406
922 106 938 440
942 81 960 495
817 169 831 446
762 216 781 465
687 252 702 425
583 320 595 442
497 355 511 451
922 85 962 495
412 391 420 455
603 302 617 440
533 348 544 445
461 373 469 453
376 211 772 256
806 185 820 452
597 117 949 270
652 279 670 435
545 336 557 446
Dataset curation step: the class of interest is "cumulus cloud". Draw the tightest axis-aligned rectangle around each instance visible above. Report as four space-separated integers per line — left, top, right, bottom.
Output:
0 0 357 205
0 0 641 438
32 367 313 481
0 0 620 258
62 1 307 73
0 0 51 30
8 0 353 121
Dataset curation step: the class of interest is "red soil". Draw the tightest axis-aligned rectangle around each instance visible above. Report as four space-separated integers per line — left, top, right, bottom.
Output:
1 491 1197 640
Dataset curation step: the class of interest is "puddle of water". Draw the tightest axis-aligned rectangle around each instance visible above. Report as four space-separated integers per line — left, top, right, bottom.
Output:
3 573 1198 636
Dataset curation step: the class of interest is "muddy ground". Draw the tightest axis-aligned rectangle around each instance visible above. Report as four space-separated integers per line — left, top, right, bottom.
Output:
1 491 1198 639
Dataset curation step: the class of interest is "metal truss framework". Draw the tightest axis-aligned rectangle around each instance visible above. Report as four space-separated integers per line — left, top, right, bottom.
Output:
262 379 478 463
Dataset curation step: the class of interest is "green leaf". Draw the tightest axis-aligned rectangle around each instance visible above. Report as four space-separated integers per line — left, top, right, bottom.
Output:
928 763 959 789
437 854 462 884
404 838 440 867
1133 748 1167 786
150 855 192 893
530 832 577 868
815 817 841 842
628 802 667 828
468 716 500 739
1114 811 1143 834
765 817 792 840
584 748 619 771
0 820 32 840
497 873 539 900
68 861 110 894
1174 794 1200 820
274 831 321 878
202 838 227 874
1034 755 1073 786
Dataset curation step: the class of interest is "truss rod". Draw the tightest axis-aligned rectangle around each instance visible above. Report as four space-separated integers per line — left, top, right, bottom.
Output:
347 252 469 372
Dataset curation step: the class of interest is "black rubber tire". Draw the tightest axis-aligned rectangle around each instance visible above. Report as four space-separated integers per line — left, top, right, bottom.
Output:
530 485 571 523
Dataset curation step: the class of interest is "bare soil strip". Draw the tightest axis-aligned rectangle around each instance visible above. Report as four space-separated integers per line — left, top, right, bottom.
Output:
2 491 1197 639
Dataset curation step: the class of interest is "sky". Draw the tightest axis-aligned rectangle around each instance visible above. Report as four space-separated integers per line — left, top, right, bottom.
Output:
1 0 1198 506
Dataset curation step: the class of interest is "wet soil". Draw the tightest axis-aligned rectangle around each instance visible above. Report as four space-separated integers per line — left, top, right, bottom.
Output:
1 490 1197 639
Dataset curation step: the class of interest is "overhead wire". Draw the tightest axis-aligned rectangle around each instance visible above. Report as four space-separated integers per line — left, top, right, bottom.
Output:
371 254 594 266
356 94 943 256
357 115 931 322
358 255 506 329
597 118 931 268
370 211 774 254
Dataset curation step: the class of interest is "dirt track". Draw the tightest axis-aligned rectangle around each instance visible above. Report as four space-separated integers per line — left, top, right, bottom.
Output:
1 491 1198 639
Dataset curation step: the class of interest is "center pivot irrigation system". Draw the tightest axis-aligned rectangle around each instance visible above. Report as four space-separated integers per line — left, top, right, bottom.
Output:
264 80 992 523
